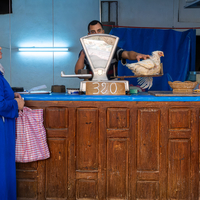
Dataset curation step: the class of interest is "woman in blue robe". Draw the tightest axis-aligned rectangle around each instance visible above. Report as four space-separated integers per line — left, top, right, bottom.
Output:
0 47 24 199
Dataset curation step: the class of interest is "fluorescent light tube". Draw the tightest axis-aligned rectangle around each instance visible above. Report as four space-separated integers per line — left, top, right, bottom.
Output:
18 47 69 52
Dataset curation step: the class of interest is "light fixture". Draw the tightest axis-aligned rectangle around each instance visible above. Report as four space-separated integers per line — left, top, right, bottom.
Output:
18 47 69 52
184 0 200 8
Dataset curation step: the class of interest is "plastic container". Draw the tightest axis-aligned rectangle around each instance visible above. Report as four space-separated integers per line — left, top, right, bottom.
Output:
129 86 142 94
187 71 196 82
67 88 80 94
51 85 66 93
196 71 200 83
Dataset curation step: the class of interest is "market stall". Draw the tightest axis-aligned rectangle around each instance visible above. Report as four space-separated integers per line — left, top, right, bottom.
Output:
16 93 199 200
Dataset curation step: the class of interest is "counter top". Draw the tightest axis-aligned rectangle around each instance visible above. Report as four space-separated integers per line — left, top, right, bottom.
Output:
21 92 200 101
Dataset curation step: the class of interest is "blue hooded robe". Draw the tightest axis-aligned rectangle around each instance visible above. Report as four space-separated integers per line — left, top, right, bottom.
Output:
0 71 18 200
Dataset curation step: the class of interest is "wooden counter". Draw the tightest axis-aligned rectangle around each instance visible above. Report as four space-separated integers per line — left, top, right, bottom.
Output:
16 96 200 200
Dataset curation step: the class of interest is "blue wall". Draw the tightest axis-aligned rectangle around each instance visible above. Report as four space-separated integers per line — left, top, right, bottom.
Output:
0 0 99 90
0 0 200 90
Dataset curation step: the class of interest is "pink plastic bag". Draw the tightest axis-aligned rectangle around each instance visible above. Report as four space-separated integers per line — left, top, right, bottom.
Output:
15 107 50 163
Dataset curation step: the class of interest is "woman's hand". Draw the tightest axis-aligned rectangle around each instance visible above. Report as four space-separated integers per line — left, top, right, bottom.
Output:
15 98 25 110
14 92 22 99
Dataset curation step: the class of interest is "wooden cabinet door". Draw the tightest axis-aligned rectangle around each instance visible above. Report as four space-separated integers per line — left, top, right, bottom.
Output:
75 108 99 199
75 106 132 200
167 107 198 200
16 106 72 200
135 106 199 200
136 107 160 200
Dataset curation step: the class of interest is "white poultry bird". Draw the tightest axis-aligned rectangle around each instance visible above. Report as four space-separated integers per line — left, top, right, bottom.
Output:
126 51 164 89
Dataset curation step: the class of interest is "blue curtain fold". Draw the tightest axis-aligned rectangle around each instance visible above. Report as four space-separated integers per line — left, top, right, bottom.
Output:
110 28 196 91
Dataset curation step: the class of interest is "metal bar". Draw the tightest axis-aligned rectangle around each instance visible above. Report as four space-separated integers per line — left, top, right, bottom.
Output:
100 0 102 22
108 1 110 22
61 71 92 79
116 1 118 25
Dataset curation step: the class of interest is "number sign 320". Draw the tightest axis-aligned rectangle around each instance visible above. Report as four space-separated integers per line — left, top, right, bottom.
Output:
86 82 125 95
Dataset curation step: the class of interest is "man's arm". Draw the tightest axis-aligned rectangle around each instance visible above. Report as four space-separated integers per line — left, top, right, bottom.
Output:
75 50 86 74
121 51 150 62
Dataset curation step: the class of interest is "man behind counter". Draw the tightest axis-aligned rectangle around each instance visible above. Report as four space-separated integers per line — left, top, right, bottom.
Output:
75 20 150 80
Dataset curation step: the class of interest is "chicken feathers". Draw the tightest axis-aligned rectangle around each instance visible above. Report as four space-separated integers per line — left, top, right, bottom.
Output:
126 51 164 89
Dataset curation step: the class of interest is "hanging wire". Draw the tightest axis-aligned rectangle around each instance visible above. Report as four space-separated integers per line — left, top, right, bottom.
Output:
9 0 12 85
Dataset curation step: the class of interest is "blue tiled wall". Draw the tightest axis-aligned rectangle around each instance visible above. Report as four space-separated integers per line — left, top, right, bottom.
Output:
0 0 99 90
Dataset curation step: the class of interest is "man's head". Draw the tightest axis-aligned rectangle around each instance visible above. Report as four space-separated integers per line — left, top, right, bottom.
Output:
88 20 104 35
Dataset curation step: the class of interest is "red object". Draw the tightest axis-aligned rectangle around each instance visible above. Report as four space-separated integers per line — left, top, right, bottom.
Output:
15 107 50 163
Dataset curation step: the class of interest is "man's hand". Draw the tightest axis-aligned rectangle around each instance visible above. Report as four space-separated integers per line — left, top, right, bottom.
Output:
80 50 85 57
75 50 86 74
136 53 150 62
122 51 150 61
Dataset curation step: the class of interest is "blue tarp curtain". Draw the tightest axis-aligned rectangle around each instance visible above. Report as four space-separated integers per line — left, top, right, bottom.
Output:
110 28 196 91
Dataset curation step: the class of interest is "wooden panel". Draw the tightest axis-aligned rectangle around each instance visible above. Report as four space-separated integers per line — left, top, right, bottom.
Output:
190 108 199 200
137 108 160 171
67 107 76 199
168 140 190 200
16 169 37 179
16 162 37 170
45 107 68 128
16 161 38 199
76 179 97 199
107 138 128 199
98 107 107 200
107 129 129 138
136 181 159 200
137 171 159 181
46 138 68 199
107 108 129 129
76 171 98 180
169 130 191 139
128 107 137 200
76 108 98 170
199 110 200 198
17 179 37 199
159 107 169 199
46 128 68 138
169 108 191 129
37 160 46 200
